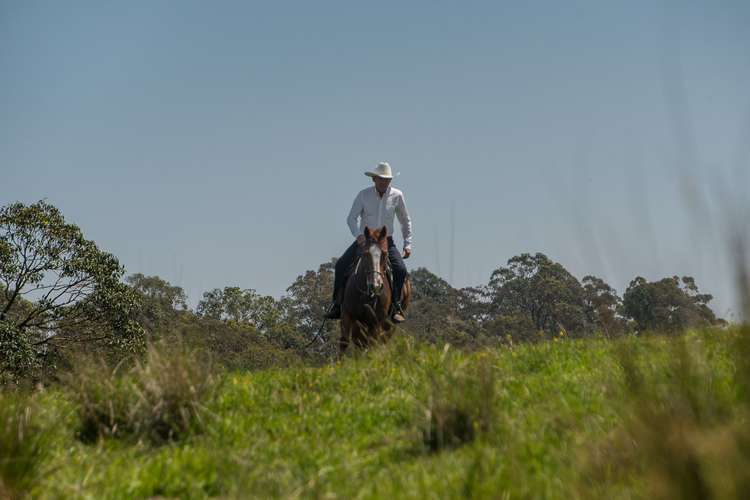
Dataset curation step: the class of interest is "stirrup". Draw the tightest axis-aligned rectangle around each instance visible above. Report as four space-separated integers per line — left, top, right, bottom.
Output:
391 302 405 323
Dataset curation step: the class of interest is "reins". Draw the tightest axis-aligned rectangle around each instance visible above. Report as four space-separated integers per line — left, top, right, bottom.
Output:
302 316 330 349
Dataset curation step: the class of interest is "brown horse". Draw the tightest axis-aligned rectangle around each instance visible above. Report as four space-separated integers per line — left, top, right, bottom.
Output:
339 226 411 353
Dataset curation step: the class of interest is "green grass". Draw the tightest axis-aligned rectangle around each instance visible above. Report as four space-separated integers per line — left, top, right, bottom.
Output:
6 327 750 499
0 393 57 499
66 342 222 445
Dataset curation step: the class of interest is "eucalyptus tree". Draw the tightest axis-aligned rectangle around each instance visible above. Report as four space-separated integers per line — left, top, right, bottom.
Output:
126 273 189 336
582 275 624 337
485 253 589 338
197 286 280 334
0 201 143 378
622 276 720 333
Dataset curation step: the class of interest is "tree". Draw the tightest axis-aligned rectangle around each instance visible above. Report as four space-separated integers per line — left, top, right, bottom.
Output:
485 253 588 338
582 275 624 337
405 268 469 343
196 286 281 334
410 268 455 306
280 260 336 342
0 201 144 377
621 275 720 333
126 274 188 336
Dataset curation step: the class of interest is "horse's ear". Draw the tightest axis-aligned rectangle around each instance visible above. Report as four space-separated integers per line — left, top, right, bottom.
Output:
364 227 371 239
379 226 388 240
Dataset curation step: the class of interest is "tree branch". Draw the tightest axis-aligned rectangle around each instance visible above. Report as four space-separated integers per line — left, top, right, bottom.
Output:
17 276 95 329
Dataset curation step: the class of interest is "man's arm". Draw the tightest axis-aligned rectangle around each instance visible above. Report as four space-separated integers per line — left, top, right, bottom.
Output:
346 191 364 241
396 192 412 257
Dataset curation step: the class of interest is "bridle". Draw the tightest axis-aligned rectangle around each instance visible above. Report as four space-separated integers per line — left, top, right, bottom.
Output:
354 240 389 306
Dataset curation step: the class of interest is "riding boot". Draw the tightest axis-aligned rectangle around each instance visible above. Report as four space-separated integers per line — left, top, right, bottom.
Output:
391 301 406 324
324 301 341 320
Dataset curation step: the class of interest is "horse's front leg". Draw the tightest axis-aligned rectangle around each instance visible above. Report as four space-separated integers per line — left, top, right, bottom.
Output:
339 314 352 355
352 319 370 349
380 320 395 342
375 289 393 343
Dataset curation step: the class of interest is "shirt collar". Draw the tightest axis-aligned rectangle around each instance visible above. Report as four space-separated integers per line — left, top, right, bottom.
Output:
372 185 391 198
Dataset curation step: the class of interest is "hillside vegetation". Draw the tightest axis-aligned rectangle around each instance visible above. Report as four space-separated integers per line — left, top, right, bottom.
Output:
2 201 726 386
3 326 749 499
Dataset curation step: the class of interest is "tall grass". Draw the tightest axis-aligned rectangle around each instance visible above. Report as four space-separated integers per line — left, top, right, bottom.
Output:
417 345 499 451
68 341 222 445
0 394 53 499
585 327 750 498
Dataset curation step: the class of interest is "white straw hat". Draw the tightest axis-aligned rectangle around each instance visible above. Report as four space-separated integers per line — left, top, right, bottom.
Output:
364 162 398 179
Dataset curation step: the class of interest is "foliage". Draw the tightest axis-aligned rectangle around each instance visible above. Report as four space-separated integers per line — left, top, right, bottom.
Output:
193 284 316 357
124 274 306 370
0 200 144 379
404 259 722 344
126 273 187 337
280 259 337 345
196 286 280 333
621 275 719 333
69 341 221 445
0 394 54 499
582 275 625 337
196 287 282 337
0 321 37 385
410 268 455 306
455 285 494 334
176 316 304 371
485 253 589 338
404 268 474 345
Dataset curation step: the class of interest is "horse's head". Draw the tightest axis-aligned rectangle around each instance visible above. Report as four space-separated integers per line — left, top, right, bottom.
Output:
361 226 389 294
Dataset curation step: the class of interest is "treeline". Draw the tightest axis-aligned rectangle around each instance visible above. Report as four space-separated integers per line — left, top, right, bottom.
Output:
0 201 725 384
406 254 723 346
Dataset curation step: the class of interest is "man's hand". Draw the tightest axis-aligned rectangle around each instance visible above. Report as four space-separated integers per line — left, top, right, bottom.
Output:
356 235 366 246
403 247 411 259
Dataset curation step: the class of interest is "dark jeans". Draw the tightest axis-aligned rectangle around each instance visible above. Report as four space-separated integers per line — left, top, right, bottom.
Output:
333 237 408 305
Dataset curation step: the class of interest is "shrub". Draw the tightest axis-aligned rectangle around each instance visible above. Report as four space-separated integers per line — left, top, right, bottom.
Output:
0 394 53 499
70 341 222 445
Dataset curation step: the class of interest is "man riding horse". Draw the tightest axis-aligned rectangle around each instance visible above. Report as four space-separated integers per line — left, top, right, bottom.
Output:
325 162 413 323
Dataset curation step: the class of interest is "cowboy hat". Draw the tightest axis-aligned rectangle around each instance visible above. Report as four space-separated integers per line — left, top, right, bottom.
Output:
364 162 399 179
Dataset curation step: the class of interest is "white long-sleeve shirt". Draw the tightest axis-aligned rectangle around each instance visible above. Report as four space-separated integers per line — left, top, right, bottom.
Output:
347 186 413 249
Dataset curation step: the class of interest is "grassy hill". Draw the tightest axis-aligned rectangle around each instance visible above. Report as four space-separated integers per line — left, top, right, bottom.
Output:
3 327 750 499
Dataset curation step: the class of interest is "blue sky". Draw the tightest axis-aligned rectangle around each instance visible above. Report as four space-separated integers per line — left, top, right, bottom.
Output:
2 1 748 317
